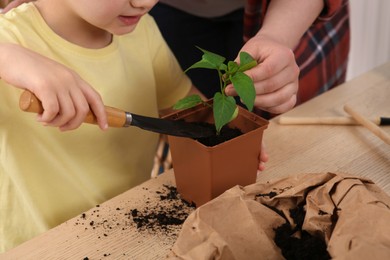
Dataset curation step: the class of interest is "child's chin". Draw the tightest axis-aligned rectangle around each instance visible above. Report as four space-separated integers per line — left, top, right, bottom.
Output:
112 26 137 35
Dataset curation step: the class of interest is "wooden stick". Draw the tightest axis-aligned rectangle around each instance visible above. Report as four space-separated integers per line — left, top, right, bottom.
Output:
343 105 390 145
278 116 389 125
279 116 359 125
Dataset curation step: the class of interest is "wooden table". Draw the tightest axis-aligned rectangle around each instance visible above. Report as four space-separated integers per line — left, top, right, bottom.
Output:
3 62 390 259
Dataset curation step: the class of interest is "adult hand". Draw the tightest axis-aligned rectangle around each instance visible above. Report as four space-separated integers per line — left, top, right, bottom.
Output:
226 35 299 115
1 0 32 13
258 142 268 171
0 43 107 131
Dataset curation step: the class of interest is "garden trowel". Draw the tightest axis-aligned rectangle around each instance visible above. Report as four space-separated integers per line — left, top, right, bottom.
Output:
19 90 214 139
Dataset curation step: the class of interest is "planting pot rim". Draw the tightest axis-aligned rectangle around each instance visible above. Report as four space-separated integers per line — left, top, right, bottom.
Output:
164 99 269 148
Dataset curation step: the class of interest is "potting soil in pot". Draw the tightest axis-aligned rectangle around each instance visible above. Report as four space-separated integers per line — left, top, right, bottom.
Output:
195 122 243 147
168 172 390 260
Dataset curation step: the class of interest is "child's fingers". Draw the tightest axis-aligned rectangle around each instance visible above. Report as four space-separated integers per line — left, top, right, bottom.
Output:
57 93 91 131
35 92 62 123
1 0 31 13
36 90 83 130
82 87 108 131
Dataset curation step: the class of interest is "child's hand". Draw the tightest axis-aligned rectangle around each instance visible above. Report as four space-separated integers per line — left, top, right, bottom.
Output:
0 43 108 131
1 0 32 13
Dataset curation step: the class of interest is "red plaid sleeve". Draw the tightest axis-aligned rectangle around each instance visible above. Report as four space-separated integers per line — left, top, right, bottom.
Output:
243 0 269 41
318 0 343 20
295 0 350 104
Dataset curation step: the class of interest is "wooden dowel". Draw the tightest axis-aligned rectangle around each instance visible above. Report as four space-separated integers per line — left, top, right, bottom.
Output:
343 105 390 145
279 116 358 125
278 116 384 125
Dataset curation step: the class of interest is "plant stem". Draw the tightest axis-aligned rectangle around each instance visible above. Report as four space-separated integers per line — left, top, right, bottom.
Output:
218 70 224 94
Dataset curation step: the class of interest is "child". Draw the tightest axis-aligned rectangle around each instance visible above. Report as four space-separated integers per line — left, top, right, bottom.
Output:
0 0 193 252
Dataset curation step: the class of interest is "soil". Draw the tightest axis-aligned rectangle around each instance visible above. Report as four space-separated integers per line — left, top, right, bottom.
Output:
128 185 195 232
273 202 330 260
194 122 243 147
75 185 195 259
256 186 331 259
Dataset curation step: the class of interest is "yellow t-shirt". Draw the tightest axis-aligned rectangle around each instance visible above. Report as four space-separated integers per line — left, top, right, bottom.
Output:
0 3 191 252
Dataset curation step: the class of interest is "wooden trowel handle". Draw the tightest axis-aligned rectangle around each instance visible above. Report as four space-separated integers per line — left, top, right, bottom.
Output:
19 90 127 127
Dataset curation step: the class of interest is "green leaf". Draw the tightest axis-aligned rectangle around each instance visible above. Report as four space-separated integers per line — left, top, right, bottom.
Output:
231 72 256 111
213 93 237 133
177 48 257 134
184 47 226 72
219 63 228 72
173 95 203 110
238 52 257 72
227 61 239 74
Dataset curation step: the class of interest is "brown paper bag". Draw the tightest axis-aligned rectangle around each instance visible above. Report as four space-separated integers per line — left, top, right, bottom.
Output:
169 172 390 259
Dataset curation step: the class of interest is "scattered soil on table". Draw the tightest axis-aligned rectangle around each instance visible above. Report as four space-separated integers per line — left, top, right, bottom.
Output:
75 185 194 239
194 122 243 147
75 184 195 259
127 185 195 233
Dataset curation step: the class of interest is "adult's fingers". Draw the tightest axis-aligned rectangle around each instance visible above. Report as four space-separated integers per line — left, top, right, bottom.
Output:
247 47 296 86
258 141 268 171
259 94 297 115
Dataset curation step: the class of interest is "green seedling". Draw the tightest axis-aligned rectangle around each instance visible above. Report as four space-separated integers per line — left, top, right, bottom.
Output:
173 47 257 134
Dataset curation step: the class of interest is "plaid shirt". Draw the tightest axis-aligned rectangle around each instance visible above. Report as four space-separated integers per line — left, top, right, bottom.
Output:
244 0 350 106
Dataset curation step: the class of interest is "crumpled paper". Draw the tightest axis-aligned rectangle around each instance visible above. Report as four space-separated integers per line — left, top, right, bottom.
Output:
168 172 390 259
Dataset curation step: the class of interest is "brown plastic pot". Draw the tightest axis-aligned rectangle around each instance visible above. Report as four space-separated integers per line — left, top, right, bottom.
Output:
164 100 269 207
